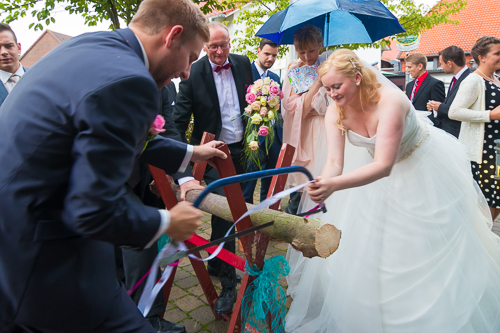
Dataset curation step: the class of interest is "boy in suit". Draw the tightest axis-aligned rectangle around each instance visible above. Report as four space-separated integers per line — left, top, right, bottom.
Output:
427 46 471 138
405 52 445 127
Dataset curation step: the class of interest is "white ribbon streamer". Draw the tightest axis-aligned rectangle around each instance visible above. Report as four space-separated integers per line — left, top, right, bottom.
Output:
137 179 314 316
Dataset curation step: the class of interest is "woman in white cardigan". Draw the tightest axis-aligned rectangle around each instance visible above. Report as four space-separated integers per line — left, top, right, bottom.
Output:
450 36 500 220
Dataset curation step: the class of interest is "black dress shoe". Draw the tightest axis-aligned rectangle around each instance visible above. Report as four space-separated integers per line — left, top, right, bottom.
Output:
214 287 237 314
207 266 242 283
146 316 187 333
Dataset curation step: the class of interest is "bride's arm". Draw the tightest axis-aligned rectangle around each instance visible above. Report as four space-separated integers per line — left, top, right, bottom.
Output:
308 96 406 203
319 104 345 179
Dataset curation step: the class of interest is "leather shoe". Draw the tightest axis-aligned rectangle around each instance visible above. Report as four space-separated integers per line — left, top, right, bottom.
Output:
207 266 241 283
214 287 237 314
146 316 186 333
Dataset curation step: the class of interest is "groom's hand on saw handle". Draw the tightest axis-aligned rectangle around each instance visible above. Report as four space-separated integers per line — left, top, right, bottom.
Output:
166 201 203 241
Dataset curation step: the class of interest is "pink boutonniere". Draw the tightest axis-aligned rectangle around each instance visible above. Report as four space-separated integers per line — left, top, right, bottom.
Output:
143 115 166 151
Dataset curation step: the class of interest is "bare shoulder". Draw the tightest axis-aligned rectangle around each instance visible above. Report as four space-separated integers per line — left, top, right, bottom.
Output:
377 86 410 118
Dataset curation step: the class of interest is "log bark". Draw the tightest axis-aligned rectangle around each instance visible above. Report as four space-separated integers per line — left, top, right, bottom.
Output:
173 185 341 259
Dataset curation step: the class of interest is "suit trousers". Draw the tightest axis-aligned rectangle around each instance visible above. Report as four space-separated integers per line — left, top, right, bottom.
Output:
5 286 155 333
204 142 245 288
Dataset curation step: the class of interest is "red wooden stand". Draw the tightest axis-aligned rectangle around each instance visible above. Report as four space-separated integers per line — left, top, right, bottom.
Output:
149 132 295 332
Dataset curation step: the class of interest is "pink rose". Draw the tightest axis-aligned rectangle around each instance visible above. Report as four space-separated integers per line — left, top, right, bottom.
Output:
258 125 269 136
269 85 280 95
150 115 166 135
246 93 256 104
259 107 268 117
279 91 284 100
247 85 252 93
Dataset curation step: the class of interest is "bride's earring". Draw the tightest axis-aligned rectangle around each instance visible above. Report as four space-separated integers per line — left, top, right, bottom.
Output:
356 81 360 86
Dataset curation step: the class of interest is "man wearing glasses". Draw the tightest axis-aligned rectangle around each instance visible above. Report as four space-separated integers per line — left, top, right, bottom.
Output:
173 21 253 315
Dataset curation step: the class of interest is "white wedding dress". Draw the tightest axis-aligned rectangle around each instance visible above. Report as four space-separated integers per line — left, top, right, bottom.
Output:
285 108 500 333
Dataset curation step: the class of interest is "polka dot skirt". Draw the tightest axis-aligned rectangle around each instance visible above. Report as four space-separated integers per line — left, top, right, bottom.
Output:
471 80 500 208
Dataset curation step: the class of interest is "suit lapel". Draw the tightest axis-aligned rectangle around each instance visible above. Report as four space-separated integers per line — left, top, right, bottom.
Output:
251 62 260 81
444 69 471 103
413 75 431 102
229 54 247 115
0 83 8 106
201 56 221 119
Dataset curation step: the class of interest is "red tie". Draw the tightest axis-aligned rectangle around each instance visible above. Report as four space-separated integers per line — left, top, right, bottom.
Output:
410 78 419 102
449 77 457 91
214 63 232 73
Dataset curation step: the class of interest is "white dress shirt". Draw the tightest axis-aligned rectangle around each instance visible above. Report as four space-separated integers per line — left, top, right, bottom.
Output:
209 59 244 144
254 62 267 78
0 64 25 93
136 34 194 248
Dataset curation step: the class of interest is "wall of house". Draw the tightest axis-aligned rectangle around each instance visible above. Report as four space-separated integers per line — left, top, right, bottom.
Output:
20 33 60 68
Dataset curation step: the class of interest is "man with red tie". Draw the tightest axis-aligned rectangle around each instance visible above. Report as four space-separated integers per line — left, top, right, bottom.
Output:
173 21 253 315
427 46 471 138
405 52 445 127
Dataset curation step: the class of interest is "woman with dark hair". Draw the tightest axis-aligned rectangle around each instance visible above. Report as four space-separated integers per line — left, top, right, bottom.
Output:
450 36 500 221
285 49 500 333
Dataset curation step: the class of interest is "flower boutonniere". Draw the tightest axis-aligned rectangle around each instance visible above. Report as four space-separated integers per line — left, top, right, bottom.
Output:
143 115 166 151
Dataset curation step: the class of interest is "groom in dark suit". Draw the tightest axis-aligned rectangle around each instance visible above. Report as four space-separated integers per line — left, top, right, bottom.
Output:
173 21 253 314
0 23 26 106
242 38 283 204
405 52 445 127
427 46 471 138
0 0 228 332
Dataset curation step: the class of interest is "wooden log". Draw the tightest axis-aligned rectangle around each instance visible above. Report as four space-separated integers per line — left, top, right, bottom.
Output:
172 185 341 259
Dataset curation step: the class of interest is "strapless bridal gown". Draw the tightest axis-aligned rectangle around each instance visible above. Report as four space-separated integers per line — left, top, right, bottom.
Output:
285 109 500 333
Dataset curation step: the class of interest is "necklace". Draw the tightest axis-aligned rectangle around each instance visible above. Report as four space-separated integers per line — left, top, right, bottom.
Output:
476 68 496 82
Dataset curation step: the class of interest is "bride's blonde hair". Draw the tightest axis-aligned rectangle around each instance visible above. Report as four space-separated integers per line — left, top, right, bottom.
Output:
319 49 381 132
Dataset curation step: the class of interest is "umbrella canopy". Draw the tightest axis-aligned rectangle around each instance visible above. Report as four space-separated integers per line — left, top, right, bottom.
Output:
256 0 405 46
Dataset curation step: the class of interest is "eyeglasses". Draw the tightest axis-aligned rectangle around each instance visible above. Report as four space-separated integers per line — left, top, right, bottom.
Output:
206 43 230 52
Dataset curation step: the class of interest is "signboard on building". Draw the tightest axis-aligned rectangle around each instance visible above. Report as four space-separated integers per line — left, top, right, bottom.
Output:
396 35 421 52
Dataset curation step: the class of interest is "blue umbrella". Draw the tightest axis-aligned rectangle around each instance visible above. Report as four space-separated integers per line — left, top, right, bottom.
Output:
256 0 405 46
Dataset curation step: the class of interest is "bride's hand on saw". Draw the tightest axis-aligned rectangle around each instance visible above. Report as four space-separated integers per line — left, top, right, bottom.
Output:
308 176 336 203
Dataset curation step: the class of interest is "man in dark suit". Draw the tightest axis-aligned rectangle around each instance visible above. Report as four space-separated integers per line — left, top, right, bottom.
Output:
242 38 282 204
173 21 253 314
117 83 204 333
0 0 228 332
0 23 26 106
427 46 471 138
405 52 445 127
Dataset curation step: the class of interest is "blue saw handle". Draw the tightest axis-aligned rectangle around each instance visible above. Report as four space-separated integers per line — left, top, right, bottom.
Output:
192 166 313 208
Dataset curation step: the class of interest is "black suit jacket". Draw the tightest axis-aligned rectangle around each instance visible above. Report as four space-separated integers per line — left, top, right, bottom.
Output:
406 73 445 126
173 54 253 151
436 68 472 138
0 28 188 330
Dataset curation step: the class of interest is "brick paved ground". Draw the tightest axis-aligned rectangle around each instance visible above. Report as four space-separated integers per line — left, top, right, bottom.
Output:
161 182 500 333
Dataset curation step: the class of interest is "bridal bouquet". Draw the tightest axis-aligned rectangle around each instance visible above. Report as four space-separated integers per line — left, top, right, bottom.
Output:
243 77 283 168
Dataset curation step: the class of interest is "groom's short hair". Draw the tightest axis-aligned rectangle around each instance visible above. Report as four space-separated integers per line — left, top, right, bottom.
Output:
131 0 209 43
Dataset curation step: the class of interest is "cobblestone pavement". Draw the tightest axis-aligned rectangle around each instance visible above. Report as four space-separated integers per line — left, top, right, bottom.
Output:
161 182 500 333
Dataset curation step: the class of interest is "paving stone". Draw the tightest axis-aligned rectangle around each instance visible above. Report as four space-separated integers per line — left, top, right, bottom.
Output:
198 294 208 305
187 284 204 297
165 302 175 311
176 276 200 289
164 307 188 323
285 295 293 309
178 258 191 267
266 246 281 254
206 319 230 333
170 286 188 299
178 318 204 333
175 269 192 280
279 277 288 288
189 306 216 325
175 295 204 312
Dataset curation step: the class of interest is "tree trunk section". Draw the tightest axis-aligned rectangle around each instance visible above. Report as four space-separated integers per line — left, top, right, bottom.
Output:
173 185 341 259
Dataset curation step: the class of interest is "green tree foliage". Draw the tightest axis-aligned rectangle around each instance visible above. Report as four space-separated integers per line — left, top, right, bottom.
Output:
0 0 236 30
229 0 467 61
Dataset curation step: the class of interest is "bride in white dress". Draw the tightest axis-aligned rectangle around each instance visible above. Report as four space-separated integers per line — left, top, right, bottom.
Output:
285 49 500 333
